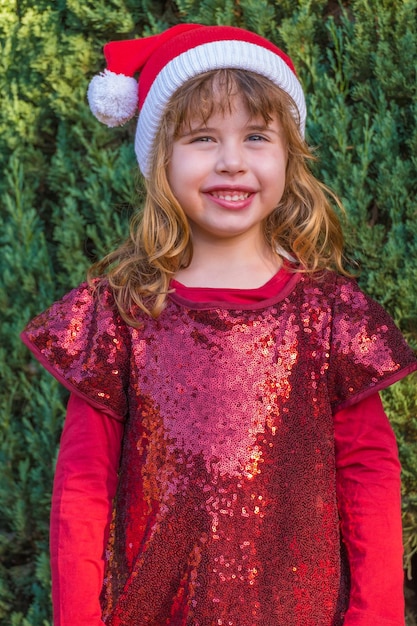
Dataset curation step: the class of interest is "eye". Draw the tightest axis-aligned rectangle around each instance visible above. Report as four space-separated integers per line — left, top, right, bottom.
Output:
191 135 214 143
247 134 268 142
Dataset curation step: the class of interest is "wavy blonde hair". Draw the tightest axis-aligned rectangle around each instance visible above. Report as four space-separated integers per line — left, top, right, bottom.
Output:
89 69 348 325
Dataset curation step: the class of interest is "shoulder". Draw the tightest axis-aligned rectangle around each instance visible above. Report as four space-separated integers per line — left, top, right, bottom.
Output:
313 272 417 411
300 270 412 358
25 278 132 360
299 269 355 294
29 279 126 330
59 278 117 313
21 280 131 420
298 270 379 313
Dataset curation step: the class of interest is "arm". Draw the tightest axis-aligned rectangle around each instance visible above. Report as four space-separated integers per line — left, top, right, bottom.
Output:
51 393 123 626
334 393 405 626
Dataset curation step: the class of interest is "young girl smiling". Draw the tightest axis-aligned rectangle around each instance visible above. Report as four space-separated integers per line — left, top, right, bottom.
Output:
21 24 416 626
168 80 287 289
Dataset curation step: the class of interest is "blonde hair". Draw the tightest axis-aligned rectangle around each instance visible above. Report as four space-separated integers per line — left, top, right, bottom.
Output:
89 69 348 326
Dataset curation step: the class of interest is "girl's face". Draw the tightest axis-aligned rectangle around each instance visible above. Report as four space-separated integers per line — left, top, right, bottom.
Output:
167 94 287 249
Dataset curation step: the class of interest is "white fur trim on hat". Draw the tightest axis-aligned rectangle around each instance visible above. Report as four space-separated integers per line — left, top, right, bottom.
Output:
87 69 138 127
135 40 306 177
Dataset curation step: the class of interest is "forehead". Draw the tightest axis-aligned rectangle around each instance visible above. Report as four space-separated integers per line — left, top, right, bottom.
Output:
171 73 278 134
187 93 274 125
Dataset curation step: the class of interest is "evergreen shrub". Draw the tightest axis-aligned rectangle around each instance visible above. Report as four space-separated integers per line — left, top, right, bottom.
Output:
1 0 416 623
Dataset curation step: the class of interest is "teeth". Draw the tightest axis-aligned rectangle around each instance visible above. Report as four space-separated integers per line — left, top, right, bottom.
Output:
211 191 250 201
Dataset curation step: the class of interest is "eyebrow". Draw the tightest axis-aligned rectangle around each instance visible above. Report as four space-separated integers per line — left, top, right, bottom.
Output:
179 123 279 137
179 126 216 137
246 124 279 134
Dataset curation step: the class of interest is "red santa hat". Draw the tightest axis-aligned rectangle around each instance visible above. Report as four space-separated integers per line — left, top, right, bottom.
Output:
87 24 306 177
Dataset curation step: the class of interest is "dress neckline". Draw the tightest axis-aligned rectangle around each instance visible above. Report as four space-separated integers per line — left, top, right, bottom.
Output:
169 265 301 310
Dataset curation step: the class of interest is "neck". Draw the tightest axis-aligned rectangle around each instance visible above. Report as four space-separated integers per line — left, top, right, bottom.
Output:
175 236 282 289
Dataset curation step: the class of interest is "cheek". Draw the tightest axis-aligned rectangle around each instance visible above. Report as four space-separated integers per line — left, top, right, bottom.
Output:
166 156 193 209
169 149 209 194
167 151 183 196
263 161 286 193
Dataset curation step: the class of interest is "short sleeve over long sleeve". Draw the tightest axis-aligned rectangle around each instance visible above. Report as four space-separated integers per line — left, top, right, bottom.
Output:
21 282 131 421
327 275 416 413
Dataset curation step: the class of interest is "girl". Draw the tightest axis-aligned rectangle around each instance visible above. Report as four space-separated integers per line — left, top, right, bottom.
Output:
21 24 417 626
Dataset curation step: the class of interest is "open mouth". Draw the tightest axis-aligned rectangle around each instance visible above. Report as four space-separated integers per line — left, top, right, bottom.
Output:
210 191 251 202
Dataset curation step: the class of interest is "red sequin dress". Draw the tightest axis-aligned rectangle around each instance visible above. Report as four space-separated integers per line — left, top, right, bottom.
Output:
21 270 417 626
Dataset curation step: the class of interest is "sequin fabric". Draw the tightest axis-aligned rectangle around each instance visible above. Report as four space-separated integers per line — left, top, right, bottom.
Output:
21 272 417 626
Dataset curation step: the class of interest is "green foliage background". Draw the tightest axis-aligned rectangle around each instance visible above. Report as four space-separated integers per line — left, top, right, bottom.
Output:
1 0 416 623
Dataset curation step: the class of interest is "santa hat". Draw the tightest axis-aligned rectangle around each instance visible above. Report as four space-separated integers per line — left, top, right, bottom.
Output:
87 24 306 178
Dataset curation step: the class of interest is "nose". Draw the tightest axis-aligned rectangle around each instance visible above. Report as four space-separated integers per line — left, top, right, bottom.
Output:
215 139 247 175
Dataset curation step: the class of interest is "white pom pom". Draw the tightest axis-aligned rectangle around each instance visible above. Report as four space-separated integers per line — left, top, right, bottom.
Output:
87 69 138 127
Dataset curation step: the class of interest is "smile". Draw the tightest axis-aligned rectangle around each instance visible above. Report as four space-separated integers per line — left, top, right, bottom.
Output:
210 191 251 202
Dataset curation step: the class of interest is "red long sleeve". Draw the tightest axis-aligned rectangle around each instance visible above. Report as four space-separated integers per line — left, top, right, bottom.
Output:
335 393 404 625
51 392 405 624
50 393 123 626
